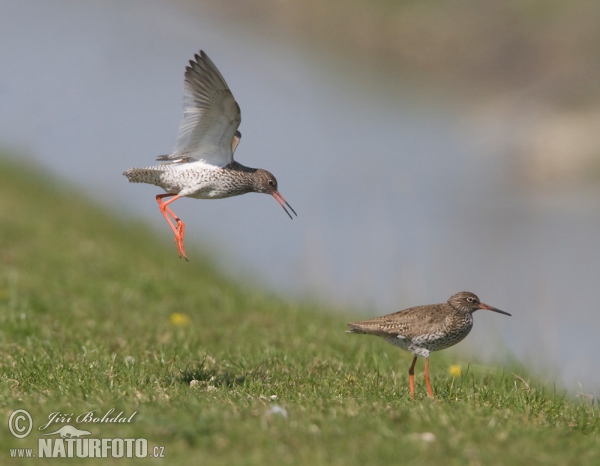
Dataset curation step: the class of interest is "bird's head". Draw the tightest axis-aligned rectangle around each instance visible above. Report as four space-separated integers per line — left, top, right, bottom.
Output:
448 291 511 316
255 169 297 220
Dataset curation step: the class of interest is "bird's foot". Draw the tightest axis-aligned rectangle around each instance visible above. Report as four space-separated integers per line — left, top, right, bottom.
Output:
174 220 188 261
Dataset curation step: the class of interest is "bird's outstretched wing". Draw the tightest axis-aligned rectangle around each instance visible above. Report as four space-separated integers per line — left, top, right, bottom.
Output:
159 51 241 167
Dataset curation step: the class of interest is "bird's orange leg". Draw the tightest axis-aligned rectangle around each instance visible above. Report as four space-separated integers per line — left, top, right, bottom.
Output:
156 194 179 235
424 357 434 399
156 194 188 261
408 356 418 399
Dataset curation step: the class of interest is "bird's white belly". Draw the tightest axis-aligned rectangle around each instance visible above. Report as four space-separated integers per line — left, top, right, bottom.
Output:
382 334 435 358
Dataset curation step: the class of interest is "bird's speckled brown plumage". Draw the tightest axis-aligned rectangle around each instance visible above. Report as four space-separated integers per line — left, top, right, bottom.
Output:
347 291 510 399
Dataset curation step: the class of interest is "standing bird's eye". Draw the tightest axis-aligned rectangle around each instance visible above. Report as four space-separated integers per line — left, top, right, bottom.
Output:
268 179 275 186
467 297 475 303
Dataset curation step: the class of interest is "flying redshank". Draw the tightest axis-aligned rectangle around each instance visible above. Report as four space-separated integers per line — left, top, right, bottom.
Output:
123 50 296 260
347 291 511 399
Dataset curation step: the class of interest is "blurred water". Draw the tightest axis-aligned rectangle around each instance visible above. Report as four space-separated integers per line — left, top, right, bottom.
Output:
1 0 599 397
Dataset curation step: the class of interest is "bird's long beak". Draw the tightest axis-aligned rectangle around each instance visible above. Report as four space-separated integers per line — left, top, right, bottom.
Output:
479 302 511 316
272 191 297 220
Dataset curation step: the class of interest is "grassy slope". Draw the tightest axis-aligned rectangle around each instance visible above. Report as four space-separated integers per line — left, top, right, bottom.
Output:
0 156 597 465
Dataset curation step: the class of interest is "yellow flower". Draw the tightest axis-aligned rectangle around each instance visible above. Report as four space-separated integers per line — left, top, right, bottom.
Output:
449 365 462 377
170 313 191 326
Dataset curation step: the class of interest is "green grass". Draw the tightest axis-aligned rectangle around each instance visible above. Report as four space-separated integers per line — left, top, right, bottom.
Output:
0 155 597 465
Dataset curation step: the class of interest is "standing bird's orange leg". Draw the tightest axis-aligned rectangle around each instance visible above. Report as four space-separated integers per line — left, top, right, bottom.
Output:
156 194 188 261
408 356 418 399
424 357 434 399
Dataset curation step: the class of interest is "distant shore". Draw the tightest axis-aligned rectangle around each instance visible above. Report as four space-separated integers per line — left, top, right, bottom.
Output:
182 0 600 184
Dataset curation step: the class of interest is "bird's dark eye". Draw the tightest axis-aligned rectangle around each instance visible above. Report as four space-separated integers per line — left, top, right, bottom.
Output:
467 297 475 303
268 180 275 186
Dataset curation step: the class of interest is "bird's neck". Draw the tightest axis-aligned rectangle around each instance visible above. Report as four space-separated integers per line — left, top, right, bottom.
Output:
220 162 262 195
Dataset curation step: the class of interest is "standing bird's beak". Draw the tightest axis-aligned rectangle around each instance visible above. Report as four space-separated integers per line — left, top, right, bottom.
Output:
272 191 297 219
479 302 511 316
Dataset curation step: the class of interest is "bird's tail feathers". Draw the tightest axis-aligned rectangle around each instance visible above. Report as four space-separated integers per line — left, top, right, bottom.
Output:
123 167 165 184
346 324 369 334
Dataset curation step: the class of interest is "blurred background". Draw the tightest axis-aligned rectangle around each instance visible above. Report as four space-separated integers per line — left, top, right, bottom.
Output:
1 0 599 397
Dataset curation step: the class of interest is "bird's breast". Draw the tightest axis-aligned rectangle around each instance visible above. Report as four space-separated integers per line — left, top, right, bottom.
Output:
426 312 474 351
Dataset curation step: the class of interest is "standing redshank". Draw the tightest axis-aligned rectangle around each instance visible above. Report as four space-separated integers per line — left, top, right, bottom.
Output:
347 291 511 399
123 50 296 260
